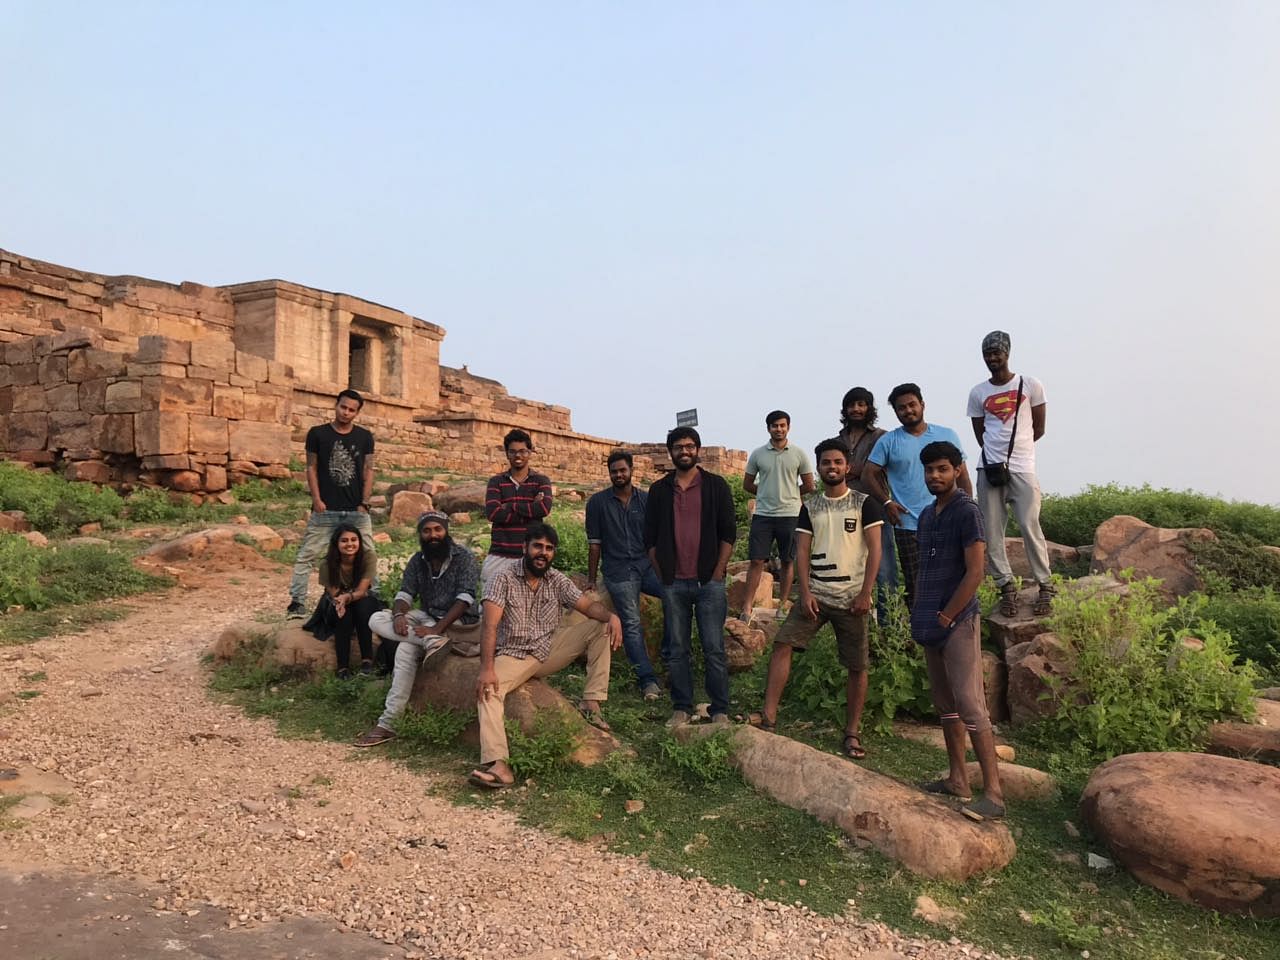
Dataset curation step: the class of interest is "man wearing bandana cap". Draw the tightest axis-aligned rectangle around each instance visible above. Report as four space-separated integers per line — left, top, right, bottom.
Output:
967 331 1054 617
354 510 481 746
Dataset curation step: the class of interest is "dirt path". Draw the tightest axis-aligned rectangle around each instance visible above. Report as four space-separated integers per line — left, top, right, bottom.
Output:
0 565 1005 960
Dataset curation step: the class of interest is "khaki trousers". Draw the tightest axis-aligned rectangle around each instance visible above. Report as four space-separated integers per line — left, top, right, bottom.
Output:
477 613 611 764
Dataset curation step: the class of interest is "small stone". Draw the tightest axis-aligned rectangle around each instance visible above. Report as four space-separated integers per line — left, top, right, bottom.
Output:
624 799 645 814
81 688 104 698
339 851 357 869
1064 820 1081 838
239 799 268 815
1087 853 1114 871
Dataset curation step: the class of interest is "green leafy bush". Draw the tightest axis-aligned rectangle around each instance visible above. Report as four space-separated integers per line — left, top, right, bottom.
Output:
548 504 589 574
1032 581 1258 759
231 478 308 502
394 704 471 746
0 462 124 533
505 710 579 779
658 729 736 785
786 591 933 734
1200 588 1280 680
0 534 167 610
1188 532 1280 593
125 487 204 523
1038 483 1280 547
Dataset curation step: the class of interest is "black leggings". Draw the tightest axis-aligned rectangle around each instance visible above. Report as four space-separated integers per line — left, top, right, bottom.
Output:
334 596 382 669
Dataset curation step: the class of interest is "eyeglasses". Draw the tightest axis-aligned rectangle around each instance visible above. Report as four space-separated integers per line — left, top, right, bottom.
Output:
671 443 698 453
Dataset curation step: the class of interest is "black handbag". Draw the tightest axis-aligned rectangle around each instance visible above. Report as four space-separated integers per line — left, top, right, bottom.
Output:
980 377 1022 488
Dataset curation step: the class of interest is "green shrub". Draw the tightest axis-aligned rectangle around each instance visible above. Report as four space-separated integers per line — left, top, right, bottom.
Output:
394 704 471 746
658 729 736 785
1200 588 1280 680
209 631 287 691
1032 581 1258 759
125 487 202 523
231 478 308 502
505 710 579 779
548 504 589 574
0 462 124 533
0 534 167 611
1188 532 1280 593
786 590 933 734
1038 483 1280 547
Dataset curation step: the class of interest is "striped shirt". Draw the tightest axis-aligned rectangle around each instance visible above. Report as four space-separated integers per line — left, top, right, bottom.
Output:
487 567 582 661
797 490 885 607
485 470 553 557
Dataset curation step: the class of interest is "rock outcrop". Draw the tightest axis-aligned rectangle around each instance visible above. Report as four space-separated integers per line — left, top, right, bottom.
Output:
1090 515 1214 600
1080 751 1280 917
1207 698 1280 763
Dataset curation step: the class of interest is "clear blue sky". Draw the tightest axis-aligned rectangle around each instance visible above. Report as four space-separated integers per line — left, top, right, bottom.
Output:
5 3 1279 504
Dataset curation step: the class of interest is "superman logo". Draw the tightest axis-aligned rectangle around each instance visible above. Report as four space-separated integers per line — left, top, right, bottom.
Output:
983 390 1019 424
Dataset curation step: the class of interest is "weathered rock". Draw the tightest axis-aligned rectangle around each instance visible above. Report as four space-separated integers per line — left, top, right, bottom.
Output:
448 511 472 525
1207 698 1280 763
723 618 768 672
1003 537 1081 579
64 459 112 484
433 481 488 515
1091 515 1214 600
20 531 49 548
950 761 1059 801
1258 687 1280 701
912 894 965 929
675 724 1015 880
389 490 434 526
984 583 1051 651
1080 751 1280 916
0 511 32 533
981 650 1009 723
143 524 284 562
727 569 774 612
1006 632 1077 726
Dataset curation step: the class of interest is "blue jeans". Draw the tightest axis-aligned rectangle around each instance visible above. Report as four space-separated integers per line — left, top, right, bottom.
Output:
602 568 668 690
289 509 376 605
663 578 729 715
875 521 898 623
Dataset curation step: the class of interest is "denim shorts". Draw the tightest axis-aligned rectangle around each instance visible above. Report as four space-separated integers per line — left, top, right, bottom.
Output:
748 514 799 562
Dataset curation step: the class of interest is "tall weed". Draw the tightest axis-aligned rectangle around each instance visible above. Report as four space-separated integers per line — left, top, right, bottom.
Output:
0 462 124 533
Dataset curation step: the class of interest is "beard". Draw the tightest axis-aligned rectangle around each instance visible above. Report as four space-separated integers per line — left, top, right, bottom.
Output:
421 537 452 561
523 554 550 578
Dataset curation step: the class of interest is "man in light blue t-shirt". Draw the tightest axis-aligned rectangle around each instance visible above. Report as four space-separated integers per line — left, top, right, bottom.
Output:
864 383 972 612
741 410 815 617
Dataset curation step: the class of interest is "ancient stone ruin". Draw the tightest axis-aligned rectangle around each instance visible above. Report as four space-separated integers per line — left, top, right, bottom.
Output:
0 248 745 491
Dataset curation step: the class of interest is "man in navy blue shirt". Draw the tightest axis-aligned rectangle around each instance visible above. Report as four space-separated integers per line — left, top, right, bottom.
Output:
912 441 1006 821
586 451 667 700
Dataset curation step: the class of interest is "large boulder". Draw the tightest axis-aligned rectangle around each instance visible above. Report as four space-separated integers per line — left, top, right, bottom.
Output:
1003 537 1081 579
675 724 1015 881
1090 515 1215 600
1080 752 1280 916
1005 632 1077 726
433 481 489 515
727 569 774 612
388 490 434 526
143 524 284 561
1207 698 1280 763
723 618 768 672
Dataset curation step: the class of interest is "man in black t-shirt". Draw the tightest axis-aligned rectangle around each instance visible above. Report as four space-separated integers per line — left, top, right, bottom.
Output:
287 389 376 616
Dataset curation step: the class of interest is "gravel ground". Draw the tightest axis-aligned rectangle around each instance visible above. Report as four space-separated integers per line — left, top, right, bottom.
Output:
0 567 1010 960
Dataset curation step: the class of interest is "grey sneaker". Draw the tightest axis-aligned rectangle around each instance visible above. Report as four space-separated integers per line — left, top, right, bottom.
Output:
641 682 662 701
666 710 691 728
710 712 730 725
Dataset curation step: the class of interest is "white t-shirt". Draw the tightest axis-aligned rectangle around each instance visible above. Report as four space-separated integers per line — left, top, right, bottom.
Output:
966 375 1046 474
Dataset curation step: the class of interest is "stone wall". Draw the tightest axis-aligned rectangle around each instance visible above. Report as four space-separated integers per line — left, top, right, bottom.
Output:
0 248 744 492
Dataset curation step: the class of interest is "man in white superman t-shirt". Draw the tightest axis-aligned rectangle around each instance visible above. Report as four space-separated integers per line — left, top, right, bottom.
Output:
967 331 1054 618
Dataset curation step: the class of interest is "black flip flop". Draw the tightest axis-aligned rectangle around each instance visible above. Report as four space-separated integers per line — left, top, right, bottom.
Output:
919 778 973 803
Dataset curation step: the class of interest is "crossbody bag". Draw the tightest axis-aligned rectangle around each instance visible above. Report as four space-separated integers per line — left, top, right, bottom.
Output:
979 376 1022 488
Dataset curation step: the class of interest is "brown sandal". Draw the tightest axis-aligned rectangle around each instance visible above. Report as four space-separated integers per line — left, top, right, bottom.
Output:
842 732 867 760
998 582 1020 617
1033 587 1055 618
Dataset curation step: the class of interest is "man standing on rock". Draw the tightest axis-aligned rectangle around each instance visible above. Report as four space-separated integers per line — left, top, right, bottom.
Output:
834 386 896 621
470 523 622 788
483 428 553 597
864 384 971 612
354 511 481 747
967 330 1054 618
586 450 667 701
912 441 1005 821
287 389 375 617
759 439 883 760
740 410 814 619
644 427 738 727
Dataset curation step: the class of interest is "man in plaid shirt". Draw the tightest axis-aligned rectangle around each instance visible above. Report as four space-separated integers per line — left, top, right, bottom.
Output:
469 522 622 789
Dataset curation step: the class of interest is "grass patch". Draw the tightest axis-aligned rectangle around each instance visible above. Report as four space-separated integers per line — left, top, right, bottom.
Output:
0 462 124 533
0 535 170 611
0 602 134 647
208 641 1280 960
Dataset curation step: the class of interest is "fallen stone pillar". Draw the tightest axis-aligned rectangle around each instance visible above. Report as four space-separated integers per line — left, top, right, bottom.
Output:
674 724 1015 881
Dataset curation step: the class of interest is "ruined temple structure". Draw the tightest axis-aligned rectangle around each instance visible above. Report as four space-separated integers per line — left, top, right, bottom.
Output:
0 249 745 491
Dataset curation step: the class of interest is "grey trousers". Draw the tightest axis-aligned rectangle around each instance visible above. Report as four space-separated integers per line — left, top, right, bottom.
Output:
977 470 1052 587
369 610 481 730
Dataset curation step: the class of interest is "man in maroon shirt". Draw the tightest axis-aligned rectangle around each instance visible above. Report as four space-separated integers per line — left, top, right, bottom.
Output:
643 427 737 726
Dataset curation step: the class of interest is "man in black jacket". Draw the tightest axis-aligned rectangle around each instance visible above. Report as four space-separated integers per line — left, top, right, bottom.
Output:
644 427 738 726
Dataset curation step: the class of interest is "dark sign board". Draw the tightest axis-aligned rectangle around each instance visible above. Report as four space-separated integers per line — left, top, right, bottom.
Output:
675 408 698 427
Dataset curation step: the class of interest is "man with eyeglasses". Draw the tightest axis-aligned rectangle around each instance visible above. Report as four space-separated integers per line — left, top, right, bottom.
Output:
483 428 553 596
643 426 738 726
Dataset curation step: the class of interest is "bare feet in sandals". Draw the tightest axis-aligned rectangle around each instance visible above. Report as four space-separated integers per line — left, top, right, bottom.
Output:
468 760 516 790
842 732 867 760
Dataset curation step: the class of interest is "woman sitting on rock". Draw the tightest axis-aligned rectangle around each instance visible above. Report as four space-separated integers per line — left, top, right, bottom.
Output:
306 523 382 678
